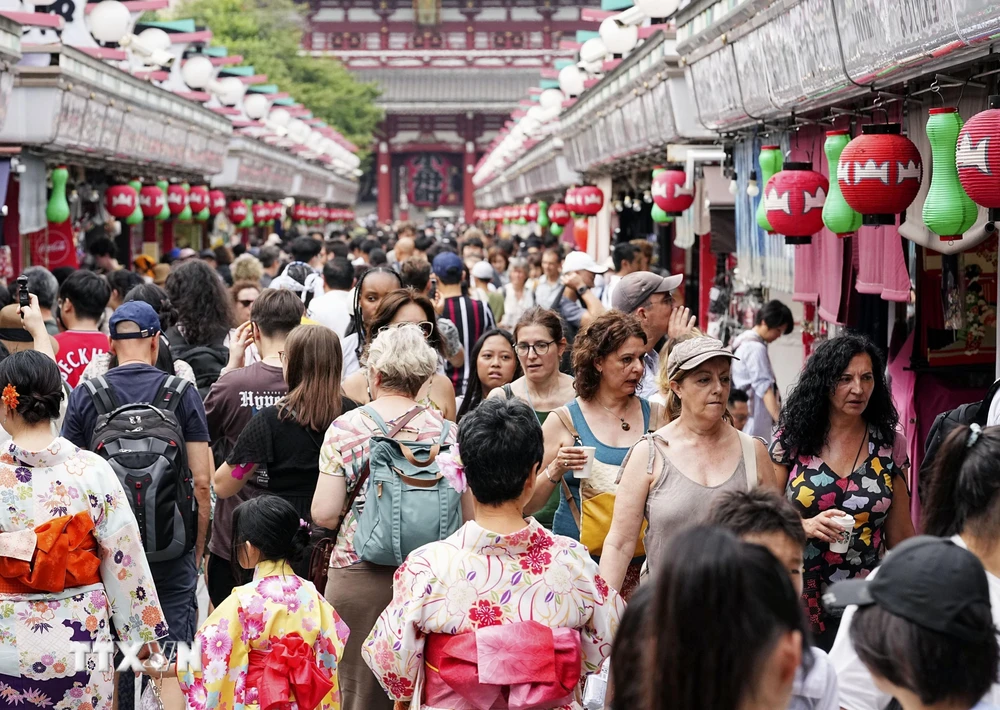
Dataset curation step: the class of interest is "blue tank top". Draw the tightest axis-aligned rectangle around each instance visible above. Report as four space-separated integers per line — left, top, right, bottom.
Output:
551 397 651 543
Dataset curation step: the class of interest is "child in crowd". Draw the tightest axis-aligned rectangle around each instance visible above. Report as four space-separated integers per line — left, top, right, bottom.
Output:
707 489 839 710
149 495 349 710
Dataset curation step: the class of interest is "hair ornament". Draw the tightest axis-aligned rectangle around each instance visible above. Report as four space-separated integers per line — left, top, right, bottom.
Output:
299 518 310 530
967 423 983 449
2 384 19 410
437 445 466 494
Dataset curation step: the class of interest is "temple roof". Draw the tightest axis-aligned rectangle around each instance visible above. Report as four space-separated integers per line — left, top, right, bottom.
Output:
352 68 540 114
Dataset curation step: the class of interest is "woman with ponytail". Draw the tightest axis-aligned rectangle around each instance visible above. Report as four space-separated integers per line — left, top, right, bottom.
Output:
831 423 1000 710
170 495 350 710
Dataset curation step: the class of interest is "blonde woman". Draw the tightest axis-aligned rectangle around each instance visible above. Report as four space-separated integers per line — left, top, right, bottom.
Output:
599 336 779 592
311 323 470 710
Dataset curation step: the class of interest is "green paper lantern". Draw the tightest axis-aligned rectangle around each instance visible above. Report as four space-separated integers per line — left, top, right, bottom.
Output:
196 207 210 222
517 218 527 225
756 145 783 233
46 166 70 223
923 108 979 240
550 223 563 237
155 180 171 221
537 201 550 228
126 179 144 225
651 204 671 223
822 131 863 238
178 183 193 221
241 201 254 229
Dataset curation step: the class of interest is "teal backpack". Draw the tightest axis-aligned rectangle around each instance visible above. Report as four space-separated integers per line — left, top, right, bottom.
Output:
352 405 461 566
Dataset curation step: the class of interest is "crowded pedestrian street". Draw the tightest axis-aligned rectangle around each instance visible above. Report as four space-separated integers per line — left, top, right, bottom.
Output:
0 0 999 709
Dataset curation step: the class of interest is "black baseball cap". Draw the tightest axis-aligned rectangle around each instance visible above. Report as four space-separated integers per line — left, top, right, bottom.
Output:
824 536 992 642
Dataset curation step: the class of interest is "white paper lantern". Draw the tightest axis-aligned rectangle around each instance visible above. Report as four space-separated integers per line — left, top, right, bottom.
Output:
87 0 131 44
288 119 310 144
181 55 214 89
558 65 585 97
539 89 564 111
599 18 638 55
306 130 325 152
634 0 680 19
137 27 171 52
580 37 608 64
269 107 291 128
243 93 270 120
216 76 246 106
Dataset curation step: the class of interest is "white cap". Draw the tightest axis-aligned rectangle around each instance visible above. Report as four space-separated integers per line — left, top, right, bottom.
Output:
562 251 609 275
471 261 494 280
265 233 282 246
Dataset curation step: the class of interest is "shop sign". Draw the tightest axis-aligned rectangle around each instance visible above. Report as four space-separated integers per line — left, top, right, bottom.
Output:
55 92 86 147
29 222 78 270
100 105 123 153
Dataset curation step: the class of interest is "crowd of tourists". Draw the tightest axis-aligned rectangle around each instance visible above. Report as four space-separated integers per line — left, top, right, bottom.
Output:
0 221 994 710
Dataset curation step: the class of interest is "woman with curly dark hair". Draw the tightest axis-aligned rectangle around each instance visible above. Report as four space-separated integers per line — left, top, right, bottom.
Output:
164 260 234 396
523 311 663 597
770 332 914 651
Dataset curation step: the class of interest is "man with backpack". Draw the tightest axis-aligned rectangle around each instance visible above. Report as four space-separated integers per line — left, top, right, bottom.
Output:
61 302 212 660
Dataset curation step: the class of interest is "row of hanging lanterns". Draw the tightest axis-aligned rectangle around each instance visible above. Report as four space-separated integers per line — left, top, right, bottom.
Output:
105 182 228 225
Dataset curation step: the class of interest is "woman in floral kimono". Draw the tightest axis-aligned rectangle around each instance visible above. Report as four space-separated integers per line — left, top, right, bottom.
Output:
363 397 624 709
0 350 165 709
174 495 349 710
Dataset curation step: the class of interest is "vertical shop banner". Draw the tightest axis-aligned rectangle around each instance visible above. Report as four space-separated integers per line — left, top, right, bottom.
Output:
405 154 461 207
29 222 79 270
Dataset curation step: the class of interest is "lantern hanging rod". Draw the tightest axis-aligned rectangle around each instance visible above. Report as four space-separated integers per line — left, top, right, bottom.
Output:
933 73 986 89
971 66 1000 81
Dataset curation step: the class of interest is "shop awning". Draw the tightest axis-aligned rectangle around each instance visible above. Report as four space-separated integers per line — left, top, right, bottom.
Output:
0 44 231 177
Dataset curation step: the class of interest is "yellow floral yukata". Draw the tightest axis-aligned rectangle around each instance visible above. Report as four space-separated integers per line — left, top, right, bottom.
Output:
363 518 624 710
179 560 350 710
0 438 165 710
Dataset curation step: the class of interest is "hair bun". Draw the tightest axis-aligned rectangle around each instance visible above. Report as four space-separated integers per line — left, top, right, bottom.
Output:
288 524 311 566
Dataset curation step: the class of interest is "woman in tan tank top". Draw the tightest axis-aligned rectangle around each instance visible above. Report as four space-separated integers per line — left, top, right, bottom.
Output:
599 336 781 592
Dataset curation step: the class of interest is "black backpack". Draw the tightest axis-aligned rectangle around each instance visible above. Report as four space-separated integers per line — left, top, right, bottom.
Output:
82 375 197 563
921 378 1000 496
164 326 228 399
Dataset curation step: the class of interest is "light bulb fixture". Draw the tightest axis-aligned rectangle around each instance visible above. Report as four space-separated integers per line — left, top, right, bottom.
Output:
614 200 624 213
122 27 174 67
181 55 214 89
632 200 642 212
746 170 759 197
728 174 739 195
87 0 131 44
623 194 632 208
243 93 270 120
643 190 652 204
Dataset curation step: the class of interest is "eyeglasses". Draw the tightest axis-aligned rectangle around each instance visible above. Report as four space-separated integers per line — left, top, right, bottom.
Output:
515 340 555 357
378 321 435 339
238 299 256 308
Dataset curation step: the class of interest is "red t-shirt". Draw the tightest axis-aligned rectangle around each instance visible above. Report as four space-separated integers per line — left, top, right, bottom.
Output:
54 331 110 388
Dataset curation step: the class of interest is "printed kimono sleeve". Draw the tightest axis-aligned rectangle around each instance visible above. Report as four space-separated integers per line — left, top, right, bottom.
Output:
179 592 249 710
315 595 351 707
577 554 625 674
87 457 166 644
362 555 435 701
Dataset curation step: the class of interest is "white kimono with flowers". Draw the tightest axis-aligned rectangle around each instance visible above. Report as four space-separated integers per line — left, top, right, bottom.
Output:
363 518 625 710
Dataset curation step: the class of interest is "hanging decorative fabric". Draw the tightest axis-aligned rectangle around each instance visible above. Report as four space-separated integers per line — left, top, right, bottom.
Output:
46 166 71 224
838 124 922 225
764 163 829 245
822 130 862 238
957 94 1000 223
756 145 783 233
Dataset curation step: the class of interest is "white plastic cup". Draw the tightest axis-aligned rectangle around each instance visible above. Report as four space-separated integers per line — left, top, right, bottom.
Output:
829 514 855 553
574 446 597 479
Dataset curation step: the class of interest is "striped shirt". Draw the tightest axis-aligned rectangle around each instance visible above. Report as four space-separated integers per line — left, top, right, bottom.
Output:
319 405 457 568
442 294 496 397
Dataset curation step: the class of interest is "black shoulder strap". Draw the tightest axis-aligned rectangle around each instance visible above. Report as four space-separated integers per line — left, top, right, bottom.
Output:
975 377 1000 426
82 376 120 417
153 375 191 413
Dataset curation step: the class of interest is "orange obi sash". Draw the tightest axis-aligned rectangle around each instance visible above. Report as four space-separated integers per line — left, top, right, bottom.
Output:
424 621 582 710
0 511 101 594
247 633 334 710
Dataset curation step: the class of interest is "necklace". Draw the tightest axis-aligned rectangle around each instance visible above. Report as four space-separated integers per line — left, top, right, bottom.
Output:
598 396 633 431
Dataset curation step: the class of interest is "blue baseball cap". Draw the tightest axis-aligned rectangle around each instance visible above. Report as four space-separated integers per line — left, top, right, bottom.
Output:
109 302 161 340
432 252 464 283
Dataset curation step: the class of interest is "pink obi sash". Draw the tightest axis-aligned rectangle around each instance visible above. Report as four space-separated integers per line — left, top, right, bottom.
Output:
246 633 334 710
424 620 582 710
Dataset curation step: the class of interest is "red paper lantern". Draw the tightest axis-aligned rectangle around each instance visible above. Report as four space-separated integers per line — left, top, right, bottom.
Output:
208 190 226 216
489 208 502 221
166 184 188 217
526 203 539 221
573 217 589 251
228 200 248 224
252 202 269 224
565 187 581 214
188 185 210 214
271 203 283 221
548 203 571 225
105 184 138 219
344 210 355 221
838 123 922 225
958 94 1000 221
138 185 165 219
575 185 604 216
764 162 830 246
651 168 695 215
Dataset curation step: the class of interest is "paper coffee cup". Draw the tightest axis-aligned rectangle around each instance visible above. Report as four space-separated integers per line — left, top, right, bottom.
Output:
828 514 855 553
574 447 596 479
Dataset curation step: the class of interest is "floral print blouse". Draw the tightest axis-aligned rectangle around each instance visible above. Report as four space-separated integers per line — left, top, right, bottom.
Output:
179 560 350 710
770 427 909 634
363 518 625 709
0 437 164 710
